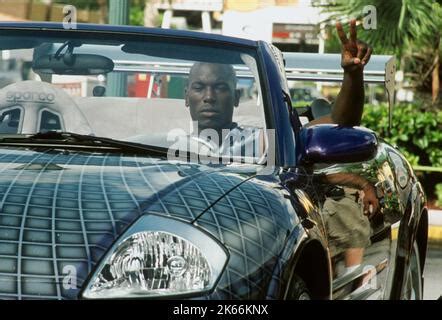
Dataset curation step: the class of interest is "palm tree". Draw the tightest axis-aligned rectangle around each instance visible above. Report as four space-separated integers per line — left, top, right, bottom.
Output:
315 0 441 104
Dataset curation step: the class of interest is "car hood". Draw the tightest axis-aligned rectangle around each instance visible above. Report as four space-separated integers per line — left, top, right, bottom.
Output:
0 147 258 299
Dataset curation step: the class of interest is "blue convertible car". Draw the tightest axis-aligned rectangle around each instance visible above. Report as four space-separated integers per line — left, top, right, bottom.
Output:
0 22 427 300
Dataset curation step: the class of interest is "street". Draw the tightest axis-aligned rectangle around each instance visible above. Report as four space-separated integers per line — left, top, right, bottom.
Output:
424 245 442 300
424 211 442 300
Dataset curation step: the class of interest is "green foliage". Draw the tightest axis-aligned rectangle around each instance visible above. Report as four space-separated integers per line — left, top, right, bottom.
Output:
362 103 442 204
293 101 314 108
436 183 442 207
361 103 442 168
130 3 145 26
317 0 437 56
316 0 441 101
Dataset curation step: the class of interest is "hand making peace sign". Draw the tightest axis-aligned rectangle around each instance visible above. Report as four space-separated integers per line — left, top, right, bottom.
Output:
336 19 373 73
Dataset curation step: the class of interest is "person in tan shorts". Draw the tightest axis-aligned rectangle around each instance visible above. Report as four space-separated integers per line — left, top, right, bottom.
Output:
321 173 380 277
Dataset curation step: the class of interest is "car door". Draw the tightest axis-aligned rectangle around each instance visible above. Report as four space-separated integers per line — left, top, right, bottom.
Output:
315 163 391 300
294 126 394 300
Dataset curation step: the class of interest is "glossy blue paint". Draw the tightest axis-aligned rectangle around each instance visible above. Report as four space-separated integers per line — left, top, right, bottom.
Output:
0 22 257 48
0 147 259 299
258 42 297 167
299 124 378 164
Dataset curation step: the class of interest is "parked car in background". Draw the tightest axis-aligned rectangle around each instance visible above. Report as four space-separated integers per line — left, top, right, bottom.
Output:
0 22 427 300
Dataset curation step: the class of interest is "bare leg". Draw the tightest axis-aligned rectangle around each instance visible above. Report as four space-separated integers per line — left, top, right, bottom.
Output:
344 248 364 267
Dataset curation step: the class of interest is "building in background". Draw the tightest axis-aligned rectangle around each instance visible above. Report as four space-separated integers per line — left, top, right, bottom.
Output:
0 1 324 53
154 0 324 53
0 0 331 100
0 0 105 24
154 0 223 32
223 0 323 53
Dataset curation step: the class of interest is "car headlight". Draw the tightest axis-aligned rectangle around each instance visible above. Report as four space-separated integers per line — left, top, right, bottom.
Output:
81 214 228 299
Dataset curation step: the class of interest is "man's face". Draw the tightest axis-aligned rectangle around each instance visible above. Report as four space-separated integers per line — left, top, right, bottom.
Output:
185 63 239 132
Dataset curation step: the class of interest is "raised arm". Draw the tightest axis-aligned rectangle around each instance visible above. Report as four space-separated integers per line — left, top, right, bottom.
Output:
309 19 372 127
333 19 372 126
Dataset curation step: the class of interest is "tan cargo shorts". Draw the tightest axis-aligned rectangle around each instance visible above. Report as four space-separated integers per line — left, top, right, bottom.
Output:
322 189 371 257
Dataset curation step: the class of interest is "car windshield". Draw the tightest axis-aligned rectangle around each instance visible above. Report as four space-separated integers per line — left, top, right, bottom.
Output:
0 31 267 164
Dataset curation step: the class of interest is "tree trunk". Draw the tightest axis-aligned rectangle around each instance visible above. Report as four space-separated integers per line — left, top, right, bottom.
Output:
431 33 441 104
432 56 439 104
431 34 441 104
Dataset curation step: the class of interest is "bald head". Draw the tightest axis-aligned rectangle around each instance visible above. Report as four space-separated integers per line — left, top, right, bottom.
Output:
185 62 240 134
188 62 237 90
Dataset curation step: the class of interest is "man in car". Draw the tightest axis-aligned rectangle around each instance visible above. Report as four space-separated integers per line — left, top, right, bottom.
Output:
184 20 372 153
185 62 240 145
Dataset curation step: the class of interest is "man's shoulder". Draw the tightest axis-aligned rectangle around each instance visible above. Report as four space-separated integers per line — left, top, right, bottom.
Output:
228 123 262 136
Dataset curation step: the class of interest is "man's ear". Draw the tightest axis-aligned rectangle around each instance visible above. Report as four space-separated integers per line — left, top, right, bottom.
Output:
234 89 240 107
184 88 189 107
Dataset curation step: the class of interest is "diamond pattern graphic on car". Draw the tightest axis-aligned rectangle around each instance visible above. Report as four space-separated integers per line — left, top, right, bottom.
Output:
196 178 293 299
0 148 254 300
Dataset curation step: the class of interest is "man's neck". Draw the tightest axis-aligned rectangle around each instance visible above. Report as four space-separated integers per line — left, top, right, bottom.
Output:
196 122 238 145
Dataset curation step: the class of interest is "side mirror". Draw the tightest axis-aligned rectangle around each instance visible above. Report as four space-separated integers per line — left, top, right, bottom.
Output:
299 124 378 165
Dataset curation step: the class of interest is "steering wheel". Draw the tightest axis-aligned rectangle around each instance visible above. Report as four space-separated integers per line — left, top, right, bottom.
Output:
0 80 93 135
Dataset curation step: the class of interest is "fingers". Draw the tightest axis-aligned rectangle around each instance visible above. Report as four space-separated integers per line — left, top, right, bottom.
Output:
363 203 373 217
349 19 357 43
373 202 380 215
336 21 348 45
363 200 380 218
368 204 374 217
338 19 373 69
361 46 373 65
337 19 357 44
356 42 367 61
355 41 372 66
